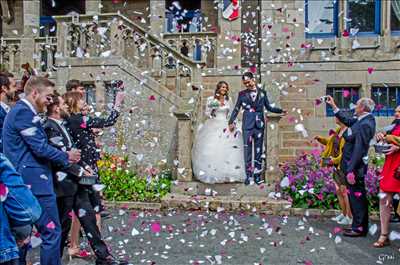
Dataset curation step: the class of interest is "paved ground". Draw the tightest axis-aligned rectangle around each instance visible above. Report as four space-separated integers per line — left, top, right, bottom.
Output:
28 209 400 265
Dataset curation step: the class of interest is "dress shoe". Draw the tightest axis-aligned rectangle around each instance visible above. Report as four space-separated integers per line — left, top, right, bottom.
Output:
390 214 400 223
100 210 111 219
244 177 250 186
343 230 367 237
95 256 128 265
254 175 264 185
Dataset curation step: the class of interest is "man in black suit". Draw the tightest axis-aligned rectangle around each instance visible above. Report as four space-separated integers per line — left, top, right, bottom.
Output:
44 92 126 265
326 96 376 237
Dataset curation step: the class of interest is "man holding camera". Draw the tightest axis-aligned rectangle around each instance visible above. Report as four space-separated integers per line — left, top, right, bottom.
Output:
326 95 376 237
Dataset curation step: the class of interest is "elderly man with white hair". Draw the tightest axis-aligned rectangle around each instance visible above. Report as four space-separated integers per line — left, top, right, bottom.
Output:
326 96 376 237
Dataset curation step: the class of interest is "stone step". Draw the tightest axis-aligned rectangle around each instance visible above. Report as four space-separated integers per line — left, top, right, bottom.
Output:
171 181 276 197
161 193 291 214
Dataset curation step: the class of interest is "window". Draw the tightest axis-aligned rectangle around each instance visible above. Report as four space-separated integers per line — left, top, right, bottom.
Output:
347 0 381 35
391 1 400 32
371 86 400 116
104 81 122 106
305 0 338 37
326 87 360 116
83 83 96 107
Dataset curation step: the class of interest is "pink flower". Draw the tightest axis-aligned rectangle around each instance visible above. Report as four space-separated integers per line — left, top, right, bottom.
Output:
346 172 356 185
0 183 8 202
343 90 350 98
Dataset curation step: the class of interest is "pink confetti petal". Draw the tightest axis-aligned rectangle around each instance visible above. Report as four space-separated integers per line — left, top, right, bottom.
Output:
354 191 362 198
151 222 161 233
149 95 156 101
0 183 8 202
367 67 374 74
342 30 349 37
80 122 87 129
46 221 56 230
343 90 350 98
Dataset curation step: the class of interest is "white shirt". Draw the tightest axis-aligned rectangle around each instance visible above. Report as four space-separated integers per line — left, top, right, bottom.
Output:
21 98 37 115
249 89 258 102
49 117 73 149
0 102 10 113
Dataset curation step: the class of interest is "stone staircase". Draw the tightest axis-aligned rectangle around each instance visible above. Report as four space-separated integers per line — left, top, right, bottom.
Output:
0 12 290 213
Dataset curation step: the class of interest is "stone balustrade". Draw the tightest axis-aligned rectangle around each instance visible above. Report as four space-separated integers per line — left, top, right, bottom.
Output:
0 36 57 75
53 13 202 97
162 32 217 68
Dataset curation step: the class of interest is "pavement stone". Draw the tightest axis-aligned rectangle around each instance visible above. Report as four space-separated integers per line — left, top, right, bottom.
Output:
27 209 400 265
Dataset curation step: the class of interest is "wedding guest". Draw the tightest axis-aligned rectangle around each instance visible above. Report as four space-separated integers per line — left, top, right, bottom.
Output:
63 91 125 262
373 105 400 247
2 76 81 265
0 153 42 265
44 93 125 264
315 117 352 225
326 96 376 237
0 72 17 151
66 79 85 97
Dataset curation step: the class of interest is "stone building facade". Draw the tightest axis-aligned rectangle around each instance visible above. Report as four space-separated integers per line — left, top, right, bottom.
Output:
0 0 398 182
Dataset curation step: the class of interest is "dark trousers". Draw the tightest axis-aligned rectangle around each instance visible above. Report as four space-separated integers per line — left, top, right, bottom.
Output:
57 186 110 260
393 196 400 218
19 195 61 265
347 166 369 234
242 127 264 179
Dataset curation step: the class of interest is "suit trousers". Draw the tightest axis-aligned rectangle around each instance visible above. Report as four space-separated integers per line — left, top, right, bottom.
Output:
19 195 61 265
1 259 18 265
347 166 369 234
242 127 264 179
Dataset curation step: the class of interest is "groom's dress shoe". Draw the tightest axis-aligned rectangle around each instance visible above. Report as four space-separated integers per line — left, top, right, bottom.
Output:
343 230 367 237
254 175 264 185
244 177 250 185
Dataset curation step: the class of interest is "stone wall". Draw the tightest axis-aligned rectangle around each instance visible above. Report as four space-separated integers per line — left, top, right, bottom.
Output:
1 0 24 38
260 0 399 163
101 0 150 28
55 60 178 167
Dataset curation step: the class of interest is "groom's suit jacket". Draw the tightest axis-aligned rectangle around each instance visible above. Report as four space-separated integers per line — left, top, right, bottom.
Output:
228 88 283 130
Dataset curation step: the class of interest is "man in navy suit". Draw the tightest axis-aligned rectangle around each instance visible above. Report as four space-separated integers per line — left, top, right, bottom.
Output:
228 72 286 185
2 76 81 265
326 96 376 237
0 72 17 152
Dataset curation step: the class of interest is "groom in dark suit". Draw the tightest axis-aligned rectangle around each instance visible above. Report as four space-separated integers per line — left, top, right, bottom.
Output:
326 96 376 237
228 72 286 185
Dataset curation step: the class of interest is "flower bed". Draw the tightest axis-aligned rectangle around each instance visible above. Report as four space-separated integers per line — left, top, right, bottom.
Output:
97 153 172 202
277 150 381 212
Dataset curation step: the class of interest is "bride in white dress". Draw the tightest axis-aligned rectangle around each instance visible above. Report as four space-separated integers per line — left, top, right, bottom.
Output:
192 81 246 184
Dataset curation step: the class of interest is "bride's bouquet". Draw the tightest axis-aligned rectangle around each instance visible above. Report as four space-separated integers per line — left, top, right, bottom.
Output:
208 98 220 109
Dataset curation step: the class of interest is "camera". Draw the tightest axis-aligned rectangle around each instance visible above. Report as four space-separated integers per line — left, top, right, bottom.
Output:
320 96 329 102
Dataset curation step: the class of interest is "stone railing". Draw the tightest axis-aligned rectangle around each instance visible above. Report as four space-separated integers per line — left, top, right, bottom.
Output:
34 37 57 72
53 13 202 97
0 36 57 74
0 37 21 73
162 32 217 68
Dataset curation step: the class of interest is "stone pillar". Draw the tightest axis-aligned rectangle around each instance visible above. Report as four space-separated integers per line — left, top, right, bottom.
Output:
149 0 165 37
22 0 39 37
173 111 193 181
264 113 283 185
86 0 101 15
216 1 241 69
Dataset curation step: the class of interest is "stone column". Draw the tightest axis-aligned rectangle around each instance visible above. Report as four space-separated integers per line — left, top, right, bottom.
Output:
264 113 283 185
216 0 241 69
20 0 39 68
149 0 165 38
22 0 39 37
173 111 193 181
86 0 101 15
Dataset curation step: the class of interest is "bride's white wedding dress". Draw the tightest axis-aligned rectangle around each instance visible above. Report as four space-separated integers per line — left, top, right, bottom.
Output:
192 97 246 184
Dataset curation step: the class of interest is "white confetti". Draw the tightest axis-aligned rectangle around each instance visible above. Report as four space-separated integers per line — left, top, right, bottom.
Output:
56 171 67 182
131 228 140 237
21 127 38 136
